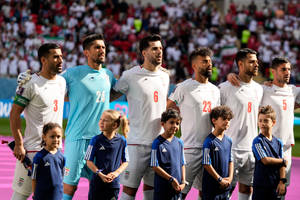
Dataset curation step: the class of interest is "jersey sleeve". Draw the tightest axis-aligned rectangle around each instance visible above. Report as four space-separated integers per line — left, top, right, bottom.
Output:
150 139 160 167
295 86 300 104
202 138 212 165
121 137 129 162
179 139 186 166
14 81 33 107
31 153 42 180
228 137 233 162
113 71 129 94
84 136 97 161
168 84 184 105
278 138 284 158
218 82 228 105
252 137 267 161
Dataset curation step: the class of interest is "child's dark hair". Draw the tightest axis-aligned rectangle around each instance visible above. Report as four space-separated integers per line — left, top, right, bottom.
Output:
161 109 182 123
259 105 276 121
210 106 234 127
41 122 63 147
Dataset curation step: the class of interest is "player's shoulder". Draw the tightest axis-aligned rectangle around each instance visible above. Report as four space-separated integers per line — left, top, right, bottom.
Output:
253 134 263 144
174 78 192 89
177 137 184 146
158 66 170 76
207 81 220 91
203 133 214 145
224 135 232 143
250 80 263 90
152 136 162 148
218 81 232 90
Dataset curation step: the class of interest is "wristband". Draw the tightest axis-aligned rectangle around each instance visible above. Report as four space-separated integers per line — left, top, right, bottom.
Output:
280 178 287 184
282 159 287 167
217 177 223 183
168 177 174 183
96 169 102 175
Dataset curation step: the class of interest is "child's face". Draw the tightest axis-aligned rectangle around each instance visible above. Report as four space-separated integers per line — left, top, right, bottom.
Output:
213 117 230 131
258 114 275 133
99 112 116 132
162 118 180 136
42 127 62 150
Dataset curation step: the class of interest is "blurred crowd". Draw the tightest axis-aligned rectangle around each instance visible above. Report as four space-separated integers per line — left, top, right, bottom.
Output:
0 0 299 84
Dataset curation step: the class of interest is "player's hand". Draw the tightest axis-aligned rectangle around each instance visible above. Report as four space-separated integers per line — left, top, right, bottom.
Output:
227 73 240 87
106 171 119 181
219 179 230 189
223 177 232 184
13 144 26 162
276 182 286 196
179 183 185 191
263 80 273 87
171 178 181 192
98 172 112 183
17 70 32 86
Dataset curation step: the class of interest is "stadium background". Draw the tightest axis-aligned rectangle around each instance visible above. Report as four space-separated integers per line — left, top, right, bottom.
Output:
0 0 299 199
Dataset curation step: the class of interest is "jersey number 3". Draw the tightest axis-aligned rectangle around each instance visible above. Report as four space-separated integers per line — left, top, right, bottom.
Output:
53 99 58 112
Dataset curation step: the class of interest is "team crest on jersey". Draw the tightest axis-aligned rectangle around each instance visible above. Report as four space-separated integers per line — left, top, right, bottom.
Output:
17 177 24 187
64 167 70 176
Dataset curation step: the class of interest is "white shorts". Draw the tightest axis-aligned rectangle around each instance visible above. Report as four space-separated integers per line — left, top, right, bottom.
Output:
12 152 37 196
283 146 292 186
232 150 255 187
120 145 154 188
182 148 203 194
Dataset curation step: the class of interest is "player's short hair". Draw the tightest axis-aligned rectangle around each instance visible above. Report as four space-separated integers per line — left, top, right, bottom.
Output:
189 47 213 64
161 108 182 123
82 33 105 50
271 57 290 69
259 105 276 121
235 48 257 66
210 105 234 127
38 43 61 65
139 34 162 54
41 122 63 147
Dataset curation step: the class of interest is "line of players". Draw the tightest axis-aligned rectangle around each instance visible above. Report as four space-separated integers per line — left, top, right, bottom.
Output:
9 33 300 200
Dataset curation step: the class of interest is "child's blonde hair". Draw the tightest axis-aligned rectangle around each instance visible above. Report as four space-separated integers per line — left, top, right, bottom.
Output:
104 109 129 138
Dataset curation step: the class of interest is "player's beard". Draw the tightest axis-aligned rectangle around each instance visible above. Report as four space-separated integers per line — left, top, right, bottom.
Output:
200 68 212 78
50 63 63 74
93 57 105 65
149 55 162 67
245 68 258 77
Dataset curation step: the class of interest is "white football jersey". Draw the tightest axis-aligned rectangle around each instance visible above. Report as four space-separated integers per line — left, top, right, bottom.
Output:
15 74 66 151
114 66 170 145
261 84 300 146
219 80 263 151
169 79 220 148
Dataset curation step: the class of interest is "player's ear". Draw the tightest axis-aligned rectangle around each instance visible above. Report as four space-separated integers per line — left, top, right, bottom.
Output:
83 49 89 57
272 120 276 126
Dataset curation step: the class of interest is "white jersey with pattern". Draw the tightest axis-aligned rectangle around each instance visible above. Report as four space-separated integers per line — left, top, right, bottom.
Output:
113 66 170 145
261 84 300 146
14 74 66 151
219 80 263 151
169 79 220 148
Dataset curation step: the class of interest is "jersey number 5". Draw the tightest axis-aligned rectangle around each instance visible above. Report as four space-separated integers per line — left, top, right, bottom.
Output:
283 99 287 110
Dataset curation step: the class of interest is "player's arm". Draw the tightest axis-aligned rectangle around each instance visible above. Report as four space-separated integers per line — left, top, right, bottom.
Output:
203 164 230 189
32 179 36 195
107 161 128 182
260 157 287 166
227 73 240 86
223 161 233 184
86 160 112 183
9 103 26 161
203 144 230 189
110 88 123 102
166 99 180 111
276 165 287 196
152 166 181 192
179 165 186 191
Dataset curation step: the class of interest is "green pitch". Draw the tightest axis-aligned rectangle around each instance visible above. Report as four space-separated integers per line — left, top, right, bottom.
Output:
1 118 300 157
